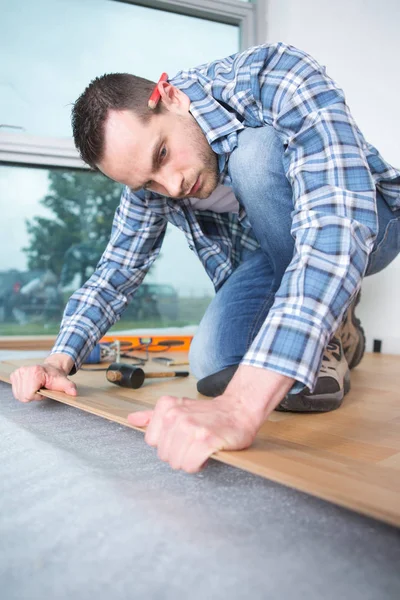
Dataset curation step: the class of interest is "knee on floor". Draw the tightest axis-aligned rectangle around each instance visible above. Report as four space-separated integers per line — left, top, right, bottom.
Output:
188 333 218 380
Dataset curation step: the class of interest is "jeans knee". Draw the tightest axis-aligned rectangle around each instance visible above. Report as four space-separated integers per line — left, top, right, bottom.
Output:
229 125 286 186
189 330 216 380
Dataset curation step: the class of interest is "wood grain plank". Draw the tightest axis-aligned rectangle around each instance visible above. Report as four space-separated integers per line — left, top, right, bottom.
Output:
1 354 400 528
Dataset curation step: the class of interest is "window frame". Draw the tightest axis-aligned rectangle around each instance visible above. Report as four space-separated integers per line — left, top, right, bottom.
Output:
0 0 263 169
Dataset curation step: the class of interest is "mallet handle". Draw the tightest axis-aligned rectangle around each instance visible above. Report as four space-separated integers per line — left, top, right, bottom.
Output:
146 371 189 379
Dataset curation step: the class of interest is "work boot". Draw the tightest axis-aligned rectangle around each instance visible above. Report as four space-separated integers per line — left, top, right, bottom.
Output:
276 336 350 413
337 292 366 369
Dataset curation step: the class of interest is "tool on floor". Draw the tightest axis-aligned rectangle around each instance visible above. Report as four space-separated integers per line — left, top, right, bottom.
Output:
106 362 189 389
119 338 186 365
152 357 189 366
83 341 121 364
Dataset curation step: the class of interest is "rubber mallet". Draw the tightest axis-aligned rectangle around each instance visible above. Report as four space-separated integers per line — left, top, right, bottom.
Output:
106 362 189 389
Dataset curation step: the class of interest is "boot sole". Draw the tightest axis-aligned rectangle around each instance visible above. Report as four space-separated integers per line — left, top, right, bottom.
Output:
276 370 351 413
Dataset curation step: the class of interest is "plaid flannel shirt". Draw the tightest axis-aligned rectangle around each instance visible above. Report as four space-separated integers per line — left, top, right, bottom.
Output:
52 43 400 391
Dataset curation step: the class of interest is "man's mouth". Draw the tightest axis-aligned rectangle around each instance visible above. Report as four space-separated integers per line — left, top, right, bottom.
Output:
189 176 201 196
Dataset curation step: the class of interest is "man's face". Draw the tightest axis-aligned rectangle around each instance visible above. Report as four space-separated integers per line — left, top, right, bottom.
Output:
97 89 219 199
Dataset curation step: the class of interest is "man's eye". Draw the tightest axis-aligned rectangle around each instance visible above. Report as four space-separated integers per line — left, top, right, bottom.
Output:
159 146 167 161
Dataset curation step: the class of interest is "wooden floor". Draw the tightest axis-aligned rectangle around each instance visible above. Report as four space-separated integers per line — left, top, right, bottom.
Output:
1 352 399 527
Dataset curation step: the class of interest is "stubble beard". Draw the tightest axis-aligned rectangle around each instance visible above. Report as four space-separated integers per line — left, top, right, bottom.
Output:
187 117 219 199
197 147 219 198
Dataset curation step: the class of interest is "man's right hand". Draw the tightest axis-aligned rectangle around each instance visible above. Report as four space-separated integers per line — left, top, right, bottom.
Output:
10 353 77 403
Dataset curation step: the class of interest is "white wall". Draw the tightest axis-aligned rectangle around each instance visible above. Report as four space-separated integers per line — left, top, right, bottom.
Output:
266 0 400 354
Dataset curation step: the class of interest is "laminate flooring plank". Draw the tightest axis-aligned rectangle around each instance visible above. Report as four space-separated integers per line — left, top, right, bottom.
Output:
1 354 400 527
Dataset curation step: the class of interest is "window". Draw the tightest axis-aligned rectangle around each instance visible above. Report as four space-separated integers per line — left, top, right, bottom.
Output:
0 164 215 334
1 0 239 138
0 0 260 336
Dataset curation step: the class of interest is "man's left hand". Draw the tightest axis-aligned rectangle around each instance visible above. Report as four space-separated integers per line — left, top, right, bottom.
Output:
127 394 260 473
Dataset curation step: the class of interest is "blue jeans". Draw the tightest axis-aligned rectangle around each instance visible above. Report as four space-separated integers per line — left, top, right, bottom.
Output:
189 126 400 382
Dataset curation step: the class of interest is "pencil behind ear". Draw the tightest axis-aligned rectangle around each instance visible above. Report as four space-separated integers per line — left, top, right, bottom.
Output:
158 83 191 114
148 72 169 109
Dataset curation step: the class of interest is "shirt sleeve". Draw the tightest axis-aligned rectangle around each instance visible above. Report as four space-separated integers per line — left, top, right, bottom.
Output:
240 45 378 392
50 186 167 372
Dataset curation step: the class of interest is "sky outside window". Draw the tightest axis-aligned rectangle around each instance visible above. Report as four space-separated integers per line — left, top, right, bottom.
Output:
0 0 239 137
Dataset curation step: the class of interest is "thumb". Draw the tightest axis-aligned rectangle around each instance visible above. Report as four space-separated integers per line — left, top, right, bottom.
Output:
63 381 77 396
47 374 77 396
127 410 153 428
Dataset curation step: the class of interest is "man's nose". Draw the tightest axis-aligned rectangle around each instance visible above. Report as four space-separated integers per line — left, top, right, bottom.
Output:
158 169 184 198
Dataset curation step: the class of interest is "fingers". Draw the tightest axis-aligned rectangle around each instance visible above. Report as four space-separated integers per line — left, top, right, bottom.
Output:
179 440 219 473
156 416 188 465
137 395 223 473
144 395 179 446
127 410 154 428
10 365 46 403
168 425 223 472
159 430 220 473
10 364 77 403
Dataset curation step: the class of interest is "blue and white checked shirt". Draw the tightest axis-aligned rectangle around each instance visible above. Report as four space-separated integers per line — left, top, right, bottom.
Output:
52 43 400 391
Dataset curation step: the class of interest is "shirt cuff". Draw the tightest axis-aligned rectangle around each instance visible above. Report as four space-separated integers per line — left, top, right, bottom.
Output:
241 313 331 394
50 326 97 375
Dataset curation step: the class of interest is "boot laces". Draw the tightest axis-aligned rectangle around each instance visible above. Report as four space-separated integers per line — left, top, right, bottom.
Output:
320 338 341 374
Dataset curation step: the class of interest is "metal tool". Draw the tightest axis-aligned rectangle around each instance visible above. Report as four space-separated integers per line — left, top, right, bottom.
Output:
84 341 121 364
152 357 189 366
106 362 189 389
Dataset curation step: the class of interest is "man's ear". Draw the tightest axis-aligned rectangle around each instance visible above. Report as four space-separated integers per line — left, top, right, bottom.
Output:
158 82 190 114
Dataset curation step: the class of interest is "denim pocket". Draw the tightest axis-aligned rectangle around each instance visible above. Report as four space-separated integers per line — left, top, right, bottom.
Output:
366 216 400 276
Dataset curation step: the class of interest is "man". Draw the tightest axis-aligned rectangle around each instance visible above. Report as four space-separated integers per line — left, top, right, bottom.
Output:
11 43 400 473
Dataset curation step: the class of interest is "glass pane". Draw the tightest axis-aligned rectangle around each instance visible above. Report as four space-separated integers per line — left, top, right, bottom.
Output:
0 0 239 138
0 165 214 335
0 0 239 336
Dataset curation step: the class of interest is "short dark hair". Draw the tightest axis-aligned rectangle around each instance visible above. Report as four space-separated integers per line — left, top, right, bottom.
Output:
71 73 159 168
